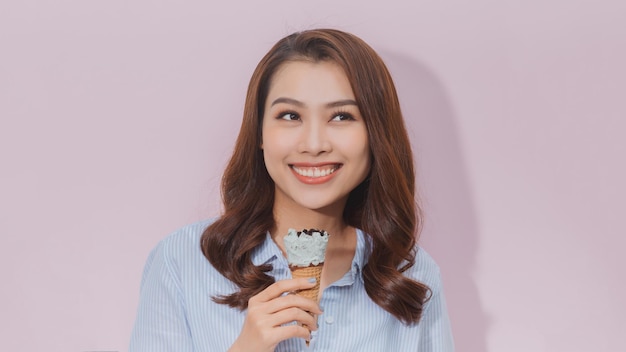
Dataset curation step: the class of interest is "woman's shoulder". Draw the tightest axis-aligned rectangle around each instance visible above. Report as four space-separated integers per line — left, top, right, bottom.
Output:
358 229 443 290
146 218 217 268
160 218 215 246
404 246 443 291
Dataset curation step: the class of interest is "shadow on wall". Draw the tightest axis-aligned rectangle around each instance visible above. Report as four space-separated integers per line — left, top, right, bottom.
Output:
381 51 488 352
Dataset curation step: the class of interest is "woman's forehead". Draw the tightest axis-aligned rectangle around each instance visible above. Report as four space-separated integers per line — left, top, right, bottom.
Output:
265 60 355 106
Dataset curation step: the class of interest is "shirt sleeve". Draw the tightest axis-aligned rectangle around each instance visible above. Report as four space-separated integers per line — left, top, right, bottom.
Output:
129 240 194 352
417 270 455 351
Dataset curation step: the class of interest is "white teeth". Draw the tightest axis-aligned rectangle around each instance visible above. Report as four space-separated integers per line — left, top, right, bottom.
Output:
292 166 338 178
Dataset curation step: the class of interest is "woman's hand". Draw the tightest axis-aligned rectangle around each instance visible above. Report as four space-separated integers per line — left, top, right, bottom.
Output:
228 278 323 352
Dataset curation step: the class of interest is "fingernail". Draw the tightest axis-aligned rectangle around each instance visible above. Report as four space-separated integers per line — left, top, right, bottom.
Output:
307 277 316 284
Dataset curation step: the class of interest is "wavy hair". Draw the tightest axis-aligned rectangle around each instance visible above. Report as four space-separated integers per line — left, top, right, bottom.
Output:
200 28 430 324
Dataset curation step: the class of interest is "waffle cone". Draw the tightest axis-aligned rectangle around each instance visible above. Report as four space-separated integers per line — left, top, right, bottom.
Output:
290 264 323 346
290 264 323 301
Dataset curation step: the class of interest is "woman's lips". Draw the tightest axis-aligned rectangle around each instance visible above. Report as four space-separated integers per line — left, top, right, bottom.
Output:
289 164 342 184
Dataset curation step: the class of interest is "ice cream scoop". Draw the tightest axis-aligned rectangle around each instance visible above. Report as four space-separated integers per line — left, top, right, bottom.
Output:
284 228 329 268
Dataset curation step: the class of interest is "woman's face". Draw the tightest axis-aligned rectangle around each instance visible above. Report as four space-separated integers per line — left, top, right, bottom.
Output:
261 60 371 214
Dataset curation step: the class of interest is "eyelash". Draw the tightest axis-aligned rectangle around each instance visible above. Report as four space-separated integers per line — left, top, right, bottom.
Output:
275 110 356 121
330 110 355 121
276 111 300 121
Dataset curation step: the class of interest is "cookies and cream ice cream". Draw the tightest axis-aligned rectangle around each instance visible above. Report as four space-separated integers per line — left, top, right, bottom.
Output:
284 228 329 268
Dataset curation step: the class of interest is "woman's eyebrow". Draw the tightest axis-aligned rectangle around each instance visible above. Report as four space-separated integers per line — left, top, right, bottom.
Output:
270 97 358 108
325 99 358 108
271 97 305 107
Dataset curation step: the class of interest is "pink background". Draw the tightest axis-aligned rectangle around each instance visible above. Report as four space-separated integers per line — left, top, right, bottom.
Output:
1 1 625 351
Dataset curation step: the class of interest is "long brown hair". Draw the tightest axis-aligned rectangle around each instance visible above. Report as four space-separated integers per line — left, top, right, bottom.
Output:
201 28 430 324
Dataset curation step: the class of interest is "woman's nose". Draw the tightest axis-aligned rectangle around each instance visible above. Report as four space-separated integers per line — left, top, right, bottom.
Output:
297 120 331 155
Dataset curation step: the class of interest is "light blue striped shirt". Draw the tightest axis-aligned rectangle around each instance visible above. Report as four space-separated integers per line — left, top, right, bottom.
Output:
130 219 454 351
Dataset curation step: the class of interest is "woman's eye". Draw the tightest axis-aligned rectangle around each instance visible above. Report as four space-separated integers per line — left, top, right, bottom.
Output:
331 112 354 121
279 112 299 121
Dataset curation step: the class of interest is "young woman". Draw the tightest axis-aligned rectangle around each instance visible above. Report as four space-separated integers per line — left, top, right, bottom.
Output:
130 28 454 351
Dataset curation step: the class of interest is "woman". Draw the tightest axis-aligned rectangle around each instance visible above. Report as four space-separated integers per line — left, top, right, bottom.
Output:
130 28 454 351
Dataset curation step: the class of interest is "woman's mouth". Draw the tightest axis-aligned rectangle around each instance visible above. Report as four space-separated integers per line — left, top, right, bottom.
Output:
289 164 342 184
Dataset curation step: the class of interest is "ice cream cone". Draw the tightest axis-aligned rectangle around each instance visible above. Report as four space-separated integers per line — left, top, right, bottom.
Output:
290 264 323 301
284 228 329 347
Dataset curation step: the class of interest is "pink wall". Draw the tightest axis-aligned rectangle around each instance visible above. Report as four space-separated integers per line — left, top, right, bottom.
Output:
1 1 624 351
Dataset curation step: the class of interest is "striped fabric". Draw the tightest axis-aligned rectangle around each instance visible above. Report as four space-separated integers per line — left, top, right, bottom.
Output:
130 220 454 351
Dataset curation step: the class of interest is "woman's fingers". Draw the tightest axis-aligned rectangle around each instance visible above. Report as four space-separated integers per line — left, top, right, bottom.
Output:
263 292 323 315
265 306 319 331
251 277 317 303
273 323 314 342
231 278 322 352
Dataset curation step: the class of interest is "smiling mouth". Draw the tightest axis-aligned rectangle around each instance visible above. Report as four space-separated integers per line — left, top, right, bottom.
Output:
290 164 342 178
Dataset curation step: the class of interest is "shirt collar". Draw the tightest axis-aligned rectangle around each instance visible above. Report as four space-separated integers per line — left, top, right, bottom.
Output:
251 232 284 267
349 228 371 284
